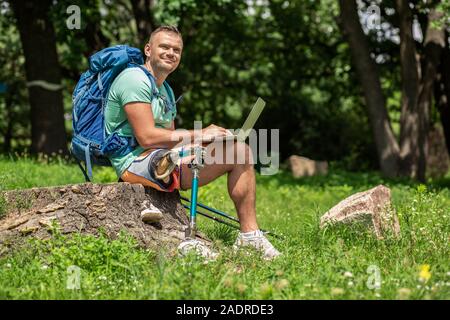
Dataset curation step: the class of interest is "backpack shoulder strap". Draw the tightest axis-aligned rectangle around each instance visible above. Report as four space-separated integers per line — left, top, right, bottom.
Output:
133 64 158 97
163 81 176 104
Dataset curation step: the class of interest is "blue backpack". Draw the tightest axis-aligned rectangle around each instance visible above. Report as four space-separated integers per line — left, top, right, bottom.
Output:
70 45 176 181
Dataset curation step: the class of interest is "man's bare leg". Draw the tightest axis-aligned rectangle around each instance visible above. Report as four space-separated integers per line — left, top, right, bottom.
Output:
180 141 259 232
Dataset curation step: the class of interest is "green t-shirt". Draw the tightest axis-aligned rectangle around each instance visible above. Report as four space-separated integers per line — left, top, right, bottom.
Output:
104 67 177 177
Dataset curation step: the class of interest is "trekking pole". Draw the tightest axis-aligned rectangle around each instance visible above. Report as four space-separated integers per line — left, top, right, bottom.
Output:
182 203 240 230
180 196 284 240
180 196 240 224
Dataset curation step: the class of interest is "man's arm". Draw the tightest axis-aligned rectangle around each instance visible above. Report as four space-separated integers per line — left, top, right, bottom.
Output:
124 102 192 149
125 101 231 149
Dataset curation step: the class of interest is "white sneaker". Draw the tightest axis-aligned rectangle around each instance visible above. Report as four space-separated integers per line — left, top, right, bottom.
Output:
140 202 164 223
233 230 281 260
178 239 219 261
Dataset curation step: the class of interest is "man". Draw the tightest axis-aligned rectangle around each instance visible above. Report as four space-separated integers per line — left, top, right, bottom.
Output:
104 25 280 260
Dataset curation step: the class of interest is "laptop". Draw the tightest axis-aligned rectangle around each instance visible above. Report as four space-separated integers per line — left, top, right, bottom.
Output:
205 97 266 143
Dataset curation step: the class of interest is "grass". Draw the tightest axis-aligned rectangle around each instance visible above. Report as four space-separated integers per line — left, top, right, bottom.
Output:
0 155 449 299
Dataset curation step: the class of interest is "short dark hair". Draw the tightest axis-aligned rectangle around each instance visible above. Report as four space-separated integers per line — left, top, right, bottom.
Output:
148 25 182 44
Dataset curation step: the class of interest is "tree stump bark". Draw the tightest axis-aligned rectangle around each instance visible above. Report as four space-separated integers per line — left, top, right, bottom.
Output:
0 182 204 254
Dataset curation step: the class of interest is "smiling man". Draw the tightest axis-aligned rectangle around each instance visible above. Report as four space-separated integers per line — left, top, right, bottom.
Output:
104 25 281 260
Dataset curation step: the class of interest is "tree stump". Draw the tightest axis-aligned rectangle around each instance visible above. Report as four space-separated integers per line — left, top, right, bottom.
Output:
0 182 205 254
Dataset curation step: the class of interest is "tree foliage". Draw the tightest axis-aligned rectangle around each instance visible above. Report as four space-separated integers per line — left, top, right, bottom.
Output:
0 0 448 177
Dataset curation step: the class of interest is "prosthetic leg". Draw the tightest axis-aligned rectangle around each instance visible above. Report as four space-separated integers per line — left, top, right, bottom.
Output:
153 146 218 260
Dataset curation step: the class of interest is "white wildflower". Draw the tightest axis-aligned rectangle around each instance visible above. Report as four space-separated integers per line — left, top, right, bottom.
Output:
344 271 353 278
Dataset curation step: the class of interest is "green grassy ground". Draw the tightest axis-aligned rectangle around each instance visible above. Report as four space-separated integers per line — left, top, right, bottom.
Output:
0 155 449 299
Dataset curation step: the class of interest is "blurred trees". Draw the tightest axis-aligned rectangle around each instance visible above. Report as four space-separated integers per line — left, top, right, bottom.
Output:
338 0 400 177
10 0 67 155
0 0 448 180
162 0 374 169
130 0 156 43
339 0 449 181
436 33 450 154
0 2 28 152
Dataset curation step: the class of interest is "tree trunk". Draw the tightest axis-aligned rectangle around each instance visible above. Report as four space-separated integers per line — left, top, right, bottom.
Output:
130 0 156 44
338 0 400 178
10 0 68 155
436 33 450 155
80 1 110 57
396 0 422 179
416 9 446 181
3 87 14 153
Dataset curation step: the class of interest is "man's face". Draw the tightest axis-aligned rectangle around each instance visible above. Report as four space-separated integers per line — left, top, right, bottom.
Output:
145 31 183 74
